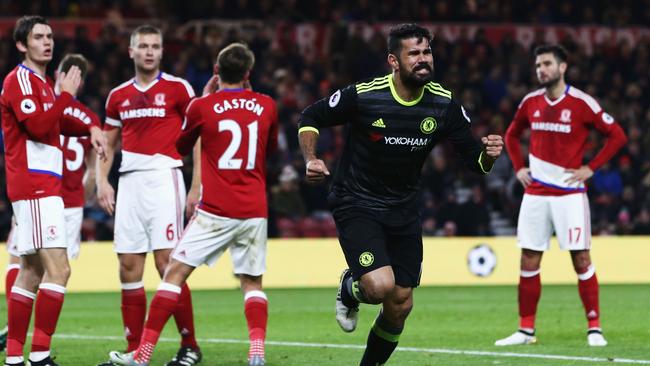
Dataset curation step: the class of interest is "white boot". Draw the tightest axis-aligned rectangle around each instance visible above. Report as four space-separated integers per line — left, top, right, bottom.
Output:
495 330 537 346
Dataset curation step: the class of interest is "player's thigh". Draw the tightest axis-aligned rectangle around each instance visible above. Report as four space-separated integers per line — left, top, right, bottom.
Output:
171 210 237 268
7 216 20 257
332 207 389 281
145 169 186 251
231 218 267 276
551 193 591 250
517 194 553 251
64 207 83 259
385 216 423 288
11 196 67 256
114 173 148 253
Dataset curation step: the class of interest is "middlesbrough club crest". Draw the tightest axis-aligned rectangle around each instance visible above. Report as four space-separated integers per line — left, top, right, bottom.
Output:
560 109 572 123
154 93 166 106
46 225 59 241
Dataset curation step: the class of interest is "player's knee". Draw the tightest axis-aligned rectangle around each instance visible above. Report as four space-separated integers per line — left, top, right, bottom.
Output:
46 262 71 284
520 250 542 271
154 257 169 277
17 268 44 291
361 277 395 304
571 250 591 273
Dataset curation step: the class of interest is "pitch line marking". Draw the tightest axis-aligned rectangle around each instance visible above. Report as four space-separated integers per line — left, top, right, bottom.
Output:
56 333 650 364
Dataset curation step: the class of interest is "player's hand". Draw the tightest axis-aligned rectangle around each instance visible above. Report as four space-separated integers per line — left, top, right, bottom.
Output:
516 167 532 187
481 134 504 158
565 165 593 185
97 181 116 215
89 126 108 162
305 159 330 184
202 75 219 96
58 66 82 97
186 186 201 219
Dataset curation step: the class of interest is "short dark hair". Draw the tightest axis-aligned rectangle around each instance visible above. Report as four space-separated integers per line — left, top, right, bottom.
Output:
387 23 432 55
14 15 49 47
58 53 89 79
130 25 162 47
217 43 255 84
534 44 568 63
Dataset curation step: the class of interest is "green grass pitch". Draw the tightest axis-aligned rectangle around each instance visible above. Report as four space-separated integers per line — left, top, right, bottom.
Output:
9 284 650 365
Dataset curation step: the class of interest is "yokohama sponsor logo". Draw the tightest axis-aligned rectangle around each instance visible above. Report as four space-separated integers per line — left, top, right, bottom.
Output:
119 108 166 119
384 136 430 146
531 122 571 133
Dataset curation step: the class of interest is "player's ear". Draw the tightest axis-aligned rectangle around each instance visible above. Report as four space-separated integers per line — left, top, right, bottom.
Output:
213 64 219 75
387 53 399 71
559 61 567 74
15 41 27 54
128 46 134 59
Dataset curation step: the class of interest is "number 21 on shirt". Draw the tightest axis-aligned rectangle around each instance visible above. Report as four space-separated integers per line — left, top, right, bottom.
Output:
218 119 258 170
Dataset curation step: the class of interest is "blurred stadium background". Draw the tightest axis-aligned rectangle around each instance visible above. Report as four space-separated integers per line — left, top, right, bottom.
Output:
0 1 649 365
0 0 648 242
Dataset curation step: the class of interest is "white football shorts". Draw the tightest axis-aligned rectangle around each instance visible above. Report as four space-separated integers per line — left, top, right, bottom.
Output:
517 192 592 251
64 207 83 259
6 216 19 257
172 209 267 276
114 168 185 253
11 196 67 256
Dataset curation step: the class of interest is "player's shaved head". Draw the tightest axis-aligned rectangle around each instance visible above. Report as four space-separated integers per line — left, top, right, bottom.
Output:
130 25 162 48
216 43 255 84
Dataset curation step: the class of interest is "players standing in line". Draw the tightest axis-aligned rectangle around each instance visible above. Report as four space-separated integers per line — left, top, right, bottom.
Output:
0 16 107 366
95 25 201 366
298 23 503 366
108 42 277 366
495 45 627 347
0 53 101 353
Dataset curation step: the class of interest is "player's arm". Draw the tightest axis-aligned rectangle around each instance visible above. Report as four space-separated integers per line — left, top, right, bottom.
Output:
83 149 97 202
505 99 532 186
298 85 357 183
62 107 108 161
566 108 628 185
11 68 81 140
177 99 202 156
445 99 503 175
185 137 201 219
96 127 120 215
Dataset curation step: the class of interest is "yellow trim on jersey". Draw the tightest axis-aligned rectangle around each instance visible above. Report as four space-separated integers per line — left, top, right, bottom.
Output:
356 75 390 94
478 150 492 174
356 75 390 88
356 81 390 94
425 82 452 99
298 126 320 135
388 74 424 106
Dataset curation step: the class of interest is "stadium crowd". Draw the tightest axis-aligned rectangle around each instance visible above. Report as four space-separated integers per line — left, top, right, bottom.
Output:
0 4 648 239
1 0 649 25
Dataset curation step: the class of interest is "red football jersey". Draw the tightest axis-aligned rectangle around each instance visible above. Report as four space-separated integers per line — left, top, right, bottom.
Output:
104 72 195 172
506 85 626 196
0 64 68 202
181 89 278 218
60 99 100 208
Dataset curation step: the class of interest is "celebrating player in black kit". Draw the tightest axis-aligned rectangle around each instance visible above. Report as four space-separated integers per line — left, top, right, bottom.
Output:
299 23 504 365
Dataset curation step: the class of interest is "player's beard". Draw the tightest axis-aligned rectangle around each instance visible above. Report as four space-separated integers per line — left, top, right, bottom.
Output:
539 71 561 88
398 60 433 88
